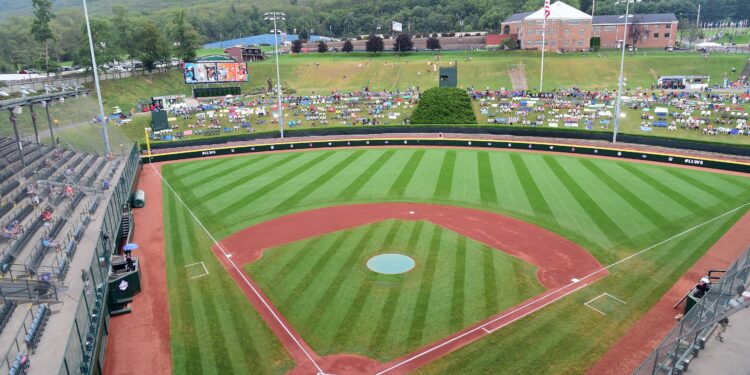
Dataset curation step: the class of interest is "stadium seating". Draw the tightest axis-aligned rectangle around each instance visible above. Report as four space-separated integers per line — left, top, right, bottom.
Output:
24 304 50 353
0 300 17 334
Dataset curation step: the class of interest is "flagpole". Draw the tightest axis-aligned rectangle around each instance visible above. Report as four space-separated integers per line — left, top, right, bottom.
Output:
540 18 547 92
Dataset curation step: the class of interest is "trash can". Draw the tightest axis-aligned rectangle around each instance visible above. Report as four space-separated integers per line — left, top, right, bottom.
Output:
132 189 145 208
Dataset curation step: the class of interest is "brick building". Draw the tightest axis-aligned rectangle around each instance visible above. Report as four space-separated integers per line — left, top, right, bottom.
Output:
502 1 678 50
592 14 678 49
502 2 593 51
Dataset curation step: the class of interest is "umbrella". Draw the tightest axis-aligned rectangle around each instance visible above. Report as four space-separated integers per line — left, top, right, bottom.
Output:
123 243 139 251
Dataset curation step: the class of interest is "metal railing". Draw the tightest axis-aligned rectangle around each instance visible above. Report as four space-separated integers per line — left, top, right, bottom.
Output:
57 142 139 375
634 245 750 375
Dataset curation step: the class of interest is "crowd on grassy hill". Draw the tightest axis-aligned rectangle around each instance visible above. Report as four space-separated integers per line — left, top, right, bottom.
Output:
472 87 750 136
142 88 421 140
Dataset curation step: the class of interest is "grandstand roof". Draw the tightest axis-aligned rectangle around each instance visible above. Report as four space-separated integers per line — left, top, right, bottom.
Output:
503 11 533 23
203 34 333 49
592 13 678 25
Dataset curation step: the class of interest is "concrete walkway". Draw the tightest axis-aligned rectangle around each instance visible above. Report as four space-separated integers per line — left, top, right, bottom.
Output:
689 306 750 375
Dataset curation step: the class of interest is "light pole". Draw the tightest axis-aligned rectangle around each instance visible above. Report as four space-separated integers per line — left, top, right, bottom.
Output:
612 0 640 143
82 0 111 155
265 12 286 138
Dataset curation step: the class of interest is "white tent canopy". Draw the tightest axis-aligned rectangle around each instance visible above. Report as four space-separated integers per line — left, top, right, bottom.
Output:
526 1 592 20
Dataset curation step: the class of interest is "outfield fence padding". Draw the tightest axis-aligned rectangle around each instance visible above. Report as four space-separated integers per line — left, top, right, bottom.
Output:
143 137 750 174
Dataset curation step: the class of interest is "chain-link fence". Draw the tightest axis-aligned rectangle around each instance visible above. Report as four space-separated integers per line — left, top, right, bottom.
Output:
634 246 750 375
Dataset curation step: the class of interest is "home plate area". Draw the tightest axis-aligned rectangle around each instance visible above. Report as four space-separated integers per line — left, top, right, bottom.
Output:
585 293 627 316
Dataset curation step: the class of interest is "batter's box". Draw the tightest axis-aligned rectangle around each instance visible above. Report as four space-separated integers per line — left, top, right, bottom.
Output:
185 261 209 279
584 293 626 316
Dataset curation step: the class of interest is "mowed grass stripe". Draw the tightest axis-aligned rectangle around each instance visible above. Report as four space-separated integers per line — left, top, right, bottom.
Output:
543 156 637 250
619 163 705 216
303 222 382 329
407 227 443 346
450 236 467 330
274 150 366 210
714 173 750 191
337 150 397 199
477 152 498 205
369 221 424 353
189 154 274 187
482 249 499 315
332 221 402 345
170 158 229 180
660 168 736 200
580 159 673 229
165 193 204 374
388 150 426 196
265 236 327 288
510 154 555 221
180 211 241 375
434 151 457 199
281 230 354 307
213 152 335 218
196 152 304 201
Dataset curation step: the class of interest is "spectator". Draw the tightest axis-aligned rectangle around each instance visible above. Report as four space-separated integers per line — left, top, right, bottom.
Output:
716 317 729 342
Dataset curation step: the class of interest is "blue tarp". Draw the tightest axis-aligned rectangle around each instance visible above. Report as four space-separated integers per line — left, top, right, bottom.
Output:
203 34 333 49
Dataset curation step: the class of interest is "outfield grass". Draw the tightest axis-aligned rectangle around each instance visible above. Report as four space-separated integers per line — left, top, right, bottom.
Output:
161 148 750 373
246 219 544 361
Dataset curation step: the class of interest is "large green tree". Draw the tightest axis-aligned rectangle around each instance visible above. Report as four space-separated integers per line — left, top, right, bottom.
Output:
31 0 54 75
169 11 202 62
135 20 171 75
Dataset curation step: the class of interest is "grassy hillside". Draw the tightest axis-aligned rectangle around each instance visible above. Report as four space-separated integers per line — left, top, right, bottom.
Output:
100 50 747 113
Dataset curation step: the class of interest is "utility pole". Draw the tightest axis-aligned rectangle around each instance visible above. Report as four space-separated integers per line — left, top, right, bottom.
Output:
695 4 701 41
265 12 286 138
82 0 111 155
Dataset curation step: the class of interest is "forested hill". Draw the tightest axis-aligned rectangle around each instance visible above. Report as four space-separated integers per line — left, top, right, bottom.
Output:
1 0 745 32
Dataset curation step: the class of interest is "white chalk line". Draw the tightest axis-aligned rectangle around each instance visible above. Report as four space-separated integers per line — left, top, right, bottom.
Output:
584 293 626 316
377 202 750 374
184 261 209 279
151 164 324 374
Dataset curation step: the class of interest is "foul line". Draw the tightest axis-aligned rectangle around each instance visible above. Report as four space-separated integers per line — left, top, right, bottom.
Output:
150 164 324 374
377 202 750 374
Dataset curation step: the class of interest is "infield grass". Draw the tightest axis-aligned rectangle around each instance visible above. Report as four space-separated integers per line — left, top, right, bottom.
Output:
245 219 544 361
161 148 750 373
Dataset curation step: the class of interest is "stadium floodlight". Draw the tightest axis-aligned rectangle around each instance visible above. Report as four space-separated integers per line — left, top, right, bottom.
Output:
264 12 286 138
612 0 642 143
82 0 111 155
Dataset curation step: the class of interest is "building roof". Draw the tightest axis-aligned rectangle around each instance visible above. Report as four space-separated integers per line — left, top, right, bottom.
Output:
592 13 677 25
526 1 592 20
503 11 533 24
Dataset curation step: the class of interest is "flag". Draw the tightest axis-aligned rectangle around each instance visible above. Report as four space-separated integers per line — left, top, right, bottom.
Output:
392 21 402 32
544 0 551 19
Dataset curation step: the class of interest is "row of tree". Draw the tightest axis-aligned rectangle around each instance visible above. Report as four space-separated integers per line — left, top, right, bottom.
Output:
290 34 442 53
0 0 746 73
0 5 201 74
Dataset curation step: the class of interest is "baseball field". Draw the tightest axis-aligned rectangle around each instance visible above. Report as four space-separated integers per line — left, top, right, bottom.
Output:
151 146 750 374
